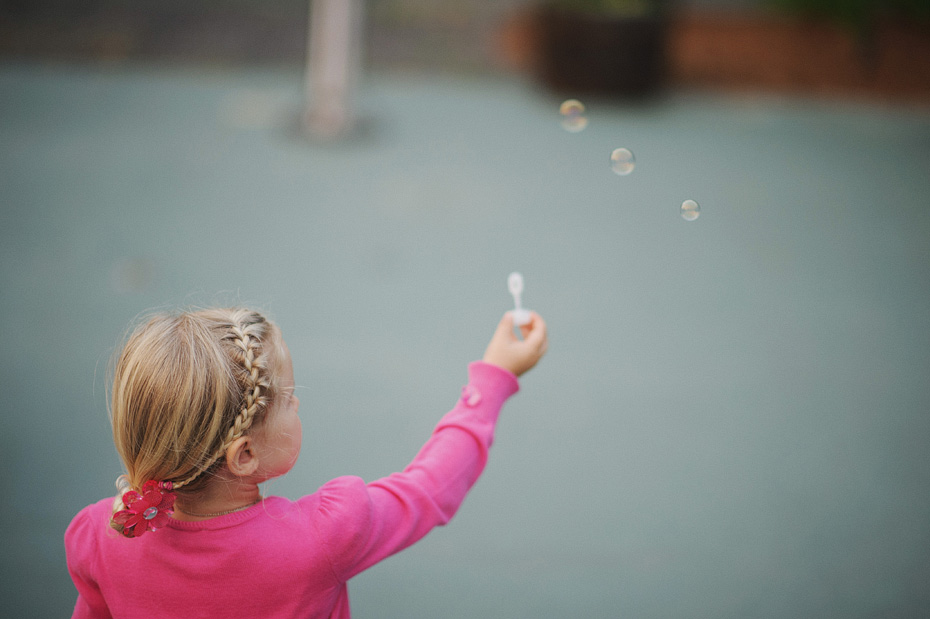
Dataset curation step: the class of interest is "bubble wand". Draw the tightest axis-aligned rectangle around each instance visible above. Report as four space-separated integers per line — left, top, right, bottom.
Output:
508 272 532 327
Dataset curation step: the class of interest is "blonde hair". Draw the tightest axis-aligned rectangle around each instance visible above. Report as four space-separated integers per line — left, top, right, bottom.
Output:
108 308 281 534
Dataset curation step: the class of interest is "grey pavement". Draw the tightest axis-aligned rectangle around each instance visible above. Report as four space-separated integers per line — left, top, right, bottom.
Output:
2 61 929 617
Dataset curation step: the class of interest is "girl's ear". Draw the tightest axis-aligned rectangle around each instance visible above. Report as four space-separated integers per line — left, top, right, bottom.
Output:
225 436 260 477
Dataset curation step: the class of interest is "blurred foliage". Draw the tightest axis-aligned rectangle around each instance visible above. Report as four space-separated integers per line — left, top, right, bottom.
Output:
544 0 662 17
770 0 930 30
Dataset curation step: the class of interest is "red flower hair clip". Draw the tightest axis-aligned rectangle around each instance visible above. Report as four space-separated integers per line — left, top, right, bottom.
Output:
114 480 176 538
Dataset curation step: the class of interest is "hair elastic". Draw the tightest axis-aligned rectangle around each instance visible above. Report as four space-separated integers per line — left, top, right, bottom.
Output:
113 480 176 538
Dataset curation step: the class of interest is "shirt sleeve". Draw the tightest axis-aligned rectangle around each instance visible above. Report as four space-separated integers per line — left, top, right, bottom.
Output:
315 361 519 581
65 507 113 619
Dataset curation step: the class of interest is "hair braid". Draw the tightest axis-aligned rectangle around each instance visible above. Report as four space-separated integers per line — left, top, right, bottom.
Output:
108 307 281 535
172 312 273 490
218 323 266 449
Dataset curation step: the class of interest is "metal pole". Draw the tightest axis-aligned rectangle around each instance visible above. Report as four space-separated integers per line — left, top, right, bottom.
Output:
303 0 365 140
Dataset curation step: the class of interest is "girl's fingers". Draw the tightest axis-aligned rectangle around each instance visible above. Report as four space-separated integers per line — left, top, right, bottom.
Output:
498 312 517 341
523 313 547 346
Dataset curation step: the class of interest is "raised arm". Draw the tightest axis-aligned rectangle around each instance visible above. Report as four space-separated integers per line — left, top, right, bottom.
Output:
315 312 548 580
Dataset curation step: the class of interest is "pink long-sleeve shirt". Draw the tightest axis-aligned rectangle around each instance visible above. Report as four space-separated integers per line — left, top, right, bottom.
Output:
65 362 519 619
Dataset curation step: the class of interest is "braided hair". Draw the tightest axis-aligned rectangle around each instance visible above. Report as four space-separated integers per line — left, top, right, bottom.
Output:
108 308 280 534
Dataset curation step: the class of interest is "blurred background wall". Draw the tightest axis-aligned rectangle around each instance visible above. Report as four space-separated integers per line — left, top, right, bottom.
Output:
3 0 928 104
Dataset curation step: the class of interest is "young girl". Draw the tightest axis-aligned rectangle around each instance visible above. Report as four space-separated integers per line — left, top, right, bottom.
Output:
66 307 547 618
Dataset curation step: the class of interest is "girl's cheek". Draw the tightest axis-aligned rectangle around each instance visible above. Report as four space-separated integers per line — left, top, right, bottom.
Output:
292 418 303 451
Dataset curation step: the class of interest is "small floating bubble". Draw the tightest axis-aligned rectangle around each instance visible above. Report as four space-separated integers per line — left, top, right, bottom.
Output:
559 99 584 116
561 115 588 133
680 199 701 221
559 99 588 133
609 148 635 176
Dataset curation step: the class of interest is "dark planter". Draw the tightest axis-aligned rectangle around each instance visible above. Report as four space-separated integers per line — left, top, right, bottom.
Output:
536 6 667 96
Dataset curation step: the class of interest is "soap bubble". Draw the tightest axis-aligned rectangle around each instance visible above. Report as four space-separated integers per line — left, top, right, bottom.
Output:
680 199 701 221
559 99 584 116
609 148 635 176
559 99 588 133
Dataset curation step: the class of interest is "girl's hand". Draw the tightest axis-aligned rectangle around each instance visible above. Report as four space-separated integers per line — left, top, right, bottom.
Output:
482 311 548 377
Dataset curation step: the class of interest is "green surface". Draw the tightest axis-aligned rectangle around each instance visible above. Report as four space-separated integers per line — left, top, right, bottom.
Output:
1 61 929 617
